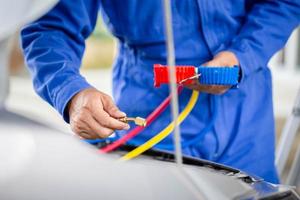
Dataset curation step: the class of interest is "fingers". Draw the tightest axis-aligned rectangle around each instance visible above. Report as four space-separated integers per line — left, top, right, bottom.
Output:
70 108 99 139
184 76 229 94
185 83 229 94
92 108 130 131
83 113 115 138
77 131 95 139
68 88 129 139
101 94 126 118
70 109 119 139
70 105 129 139
184 51 239 94
202 51 239 67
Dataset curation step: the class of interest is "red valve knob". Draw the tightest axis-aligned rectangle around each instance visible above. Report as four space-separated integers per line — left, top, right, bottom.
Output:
153 64 196 87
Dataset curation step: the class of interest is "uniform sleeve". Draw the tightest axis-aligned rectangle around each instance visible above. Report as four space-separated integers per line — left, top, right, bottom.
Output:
21 0 100 122
227 0 300 78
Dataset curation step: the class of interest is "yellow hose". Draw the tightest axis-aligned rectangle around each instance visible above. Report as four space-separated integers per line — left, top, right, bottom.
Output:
120 90 199 161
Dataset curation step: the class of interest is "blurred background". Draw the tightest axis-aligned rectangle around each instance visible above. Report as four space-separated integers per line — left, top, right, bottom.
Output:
5 16 300 183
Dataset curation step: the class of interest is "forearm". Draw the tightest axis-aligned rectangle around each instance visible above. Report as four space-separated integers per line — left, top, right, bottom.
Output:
21 0 99 122
22 27 92 123
227 0 300 77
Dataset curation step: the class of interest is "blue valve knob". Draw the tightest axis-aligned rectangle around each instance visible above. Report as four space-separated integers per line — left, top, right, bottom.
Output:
197 66 240 85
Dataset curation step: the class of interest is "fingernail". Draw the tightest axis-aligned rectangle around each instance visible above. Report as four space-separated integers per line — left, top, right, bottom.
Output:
124 124 130 130
117 111 126 116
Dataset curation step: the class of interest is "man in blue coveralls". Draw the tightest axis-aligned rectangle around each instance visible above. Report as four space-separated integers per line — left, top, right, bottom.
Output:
21 0 299 183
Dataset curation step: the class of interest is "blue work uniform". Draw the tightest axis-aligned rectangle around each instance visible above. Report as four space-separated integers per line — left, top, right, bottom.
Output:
21 0 300 183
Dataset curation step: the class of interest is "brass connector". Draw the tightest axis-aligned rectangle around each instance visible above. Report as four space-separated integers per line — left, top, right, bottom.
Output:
119 117 147 127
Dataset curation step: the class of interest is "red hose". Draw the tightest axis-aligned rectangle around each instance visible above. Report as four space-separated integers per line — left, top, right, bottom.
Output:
100 86 183 153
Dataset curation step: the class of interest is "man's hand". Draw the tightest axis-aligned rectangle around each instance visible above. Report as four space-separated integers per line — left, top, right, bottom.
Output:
68 88 130 139
185 51 239 94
